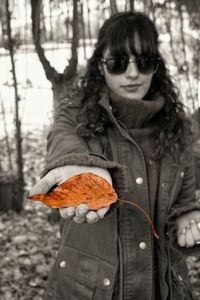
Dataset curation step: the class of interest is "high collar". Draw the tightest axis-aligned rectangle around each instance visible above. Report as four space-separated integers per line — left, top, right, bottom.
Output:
99 90 165 130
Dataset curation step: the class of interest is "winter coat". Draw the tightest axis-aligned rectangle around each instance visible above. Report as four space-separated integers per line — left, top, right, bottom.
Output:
42 91 200 300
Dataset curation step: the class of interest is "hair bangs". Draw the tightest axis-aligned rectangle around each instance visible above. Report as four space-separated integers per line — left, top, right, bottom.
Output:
105 20 131 57
102 15 158 58
128 21 158 57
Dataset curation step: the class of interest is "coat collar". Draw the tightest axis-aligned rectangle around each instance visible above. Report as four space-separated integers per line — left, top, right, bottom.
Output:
98 90 165 131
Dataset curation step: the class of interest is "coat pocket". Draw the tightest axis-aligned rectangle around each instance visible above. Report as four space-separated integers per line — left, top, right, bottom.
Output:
44 244 118 300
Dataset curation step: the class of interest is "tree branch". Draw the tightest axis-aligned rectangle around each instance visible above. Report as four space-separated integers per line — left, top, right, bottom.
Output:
63 0 79 80
31 0 60 83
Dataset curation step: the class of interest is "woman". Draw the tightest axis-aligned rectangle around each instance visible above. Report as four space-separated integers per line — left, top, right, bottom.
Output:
30 11 200 300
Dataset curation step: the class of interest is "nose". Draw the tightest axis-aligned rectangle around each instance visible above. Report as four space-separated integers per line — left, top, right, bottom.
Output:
125 61 139 78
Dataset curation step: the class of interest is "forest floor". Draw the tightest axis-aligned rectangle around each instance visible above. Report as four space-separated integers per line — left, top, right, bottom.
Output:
0 201 200 300
0 201 60 300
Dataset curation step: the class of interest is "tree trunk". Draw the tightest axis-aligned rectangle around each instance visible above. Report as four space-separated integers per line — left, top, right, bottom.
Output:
41 3 47 42
143 0 152 16
65 0 70 40
80 2 86 59
129 0 134 11
150 0 155 22
176 3 195 111
49 0 54 40
0 175 18 212
5 0 24 212
86 0 92 42
110 0 118 15
0 95 13 172
0 0 7 47
63 0 79 80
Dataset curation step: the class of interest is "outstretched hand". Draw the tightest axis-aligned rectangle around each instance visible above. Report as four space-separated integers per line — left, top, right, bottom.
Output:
176 210 200 248
29 165 112 224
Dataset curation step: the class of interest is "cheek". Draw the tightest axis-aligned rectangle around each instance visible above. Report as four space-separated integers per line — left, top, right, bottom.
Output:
142 75 153 93
104 72 120 90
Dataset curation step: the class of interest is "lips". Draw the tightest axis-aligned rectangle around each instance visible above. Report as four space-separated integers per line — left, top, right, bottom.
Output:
121 84 142 88
121 84 142 91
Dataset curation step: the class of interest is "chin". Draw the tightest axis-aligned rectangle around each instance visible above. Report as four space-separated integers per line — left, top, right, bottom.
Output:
123 92 143 101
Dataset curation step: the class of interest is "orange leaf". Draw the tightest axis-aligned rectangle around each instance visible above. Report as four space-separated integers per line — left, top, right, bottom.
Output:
27 172 159 239
27 173 118 210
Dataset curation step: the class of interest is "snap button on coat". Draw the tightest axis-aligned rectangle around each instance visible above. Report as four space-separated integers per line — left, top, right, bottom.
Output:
136 177 143 184
59 261 66 268
180 171 184 178
177 274 183 282
139 242 147 250
161 182 168 189
103 278 111 286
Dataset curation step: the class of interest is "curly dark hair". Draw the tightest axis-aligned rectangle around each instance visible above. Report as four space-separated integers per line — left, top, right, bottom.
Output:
76 11 192 160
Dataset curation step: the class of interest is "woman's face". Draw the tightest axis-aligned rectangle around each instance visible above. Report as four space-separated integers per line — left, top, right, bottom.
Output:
101 37 154 100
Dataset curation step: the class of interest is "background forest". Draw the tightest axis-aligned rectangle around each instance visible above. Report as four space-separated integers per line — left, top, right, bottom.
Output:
0 0 200 299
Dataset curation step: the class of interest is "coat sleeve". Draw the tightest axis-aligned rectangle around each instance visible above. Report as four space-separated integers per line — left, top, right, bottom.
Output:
42 97 126 198
166 150 200 255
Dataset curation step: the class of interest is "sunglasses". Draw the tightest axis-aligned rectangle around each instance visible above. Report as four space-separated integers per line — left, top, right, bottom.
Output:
101 56 160 75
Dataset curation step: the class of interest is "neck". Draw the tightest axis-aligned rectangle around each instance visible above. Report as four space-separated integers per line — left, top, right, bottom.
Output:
109 90 165 129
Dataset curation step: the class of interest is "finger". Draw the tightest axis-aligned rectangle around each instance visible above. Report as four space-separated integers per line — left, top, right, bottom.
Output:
176 218 189 237
97 206 110 219
190 220 200 243
86 211 99 224
59 207 75 219
29 170 58 196
197 221 200 232
185 228 195 247
177 228 186 247
73 215 86 224
75 204 89 217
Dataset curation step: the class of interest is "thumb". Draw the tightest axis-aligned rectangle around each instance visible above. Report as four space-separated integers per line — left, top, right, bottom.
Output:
97 206 110 219
29 169 58 196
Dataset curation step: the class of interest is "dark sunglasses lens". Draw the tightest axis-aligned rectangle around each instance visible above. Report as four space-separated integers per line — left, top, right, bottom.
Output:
106 58 128 74
137 58 158 74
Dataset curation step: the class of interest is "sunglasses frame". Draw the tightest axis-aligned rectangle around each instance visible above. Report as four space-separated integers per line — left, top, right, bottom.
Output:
101 56 160 75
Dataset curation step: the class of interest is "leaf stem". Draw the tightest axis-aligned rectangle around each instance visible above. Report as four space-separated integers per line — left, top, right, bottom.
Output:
118 199 159 239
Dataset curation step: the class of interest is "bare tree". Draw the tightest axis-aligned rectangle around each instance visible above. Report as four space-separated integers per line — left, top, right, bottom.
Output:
176 3 195 111
0 94 13 172
86 0 92 42
0 0 7 46
129 0 135 11
5 0 24 212
31 0 79 111
143 0 152 17
49 0 54 40
110 0 118 14
80 2 86 59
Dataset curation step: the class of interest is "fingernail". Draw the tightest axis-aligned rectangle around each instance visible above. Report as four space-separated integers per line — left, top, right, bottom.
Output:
190 219 196 225
181 228 186 235
73 216 86 223
76 204 89 217
86 211 99 223
76 208 87 217
67 207 75 217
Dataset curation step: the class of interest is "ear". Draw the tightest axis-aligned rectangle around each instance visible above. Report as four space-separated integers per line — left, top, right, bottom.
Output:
98 62 104 77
